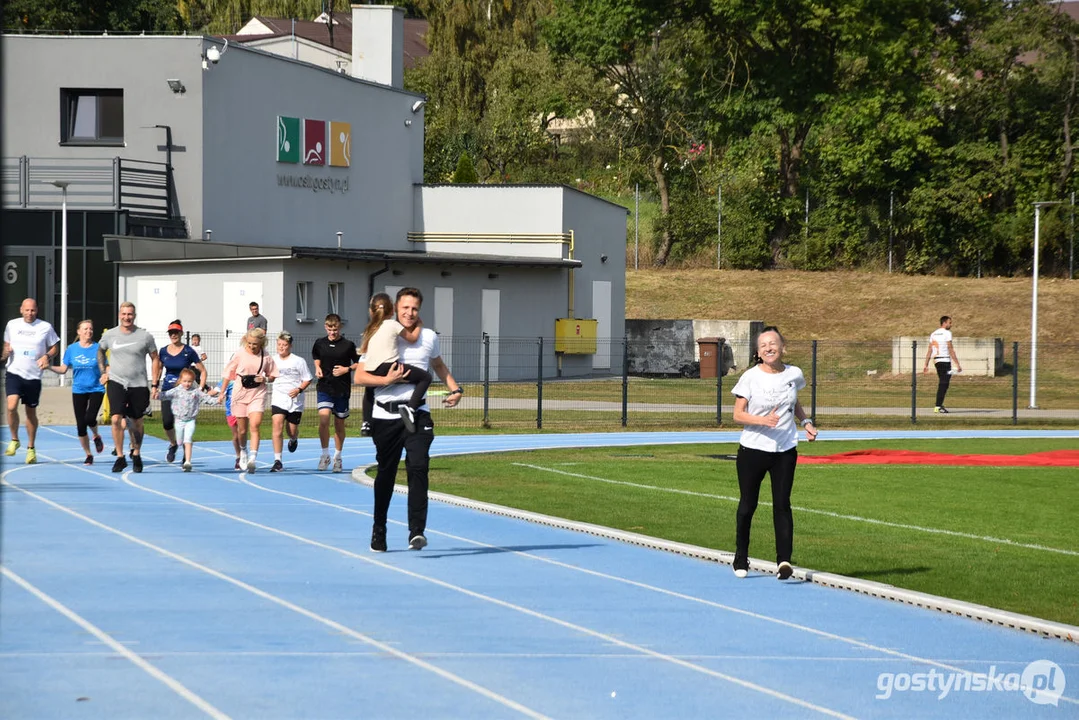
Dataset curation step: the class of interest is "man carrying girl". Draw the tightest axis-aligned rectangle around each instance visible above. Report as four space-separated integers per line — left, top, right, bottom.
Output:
359 293 431 434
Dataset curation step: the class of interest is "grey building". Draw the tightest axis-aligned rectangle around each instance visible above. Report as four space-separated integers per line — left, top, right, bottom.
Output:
1 5 626 382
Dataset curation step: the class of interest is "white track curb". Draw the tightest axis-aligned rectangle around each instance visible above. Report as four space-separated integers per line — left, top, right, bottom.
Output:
352 467 1078 644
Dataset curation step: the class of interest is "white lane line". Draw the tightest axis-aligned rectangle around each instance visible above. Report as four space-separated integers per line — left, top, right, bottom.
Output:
514 462 1079 557
114 475 854 718
2 469 551 720
237 474 1034 682
0 565 230 720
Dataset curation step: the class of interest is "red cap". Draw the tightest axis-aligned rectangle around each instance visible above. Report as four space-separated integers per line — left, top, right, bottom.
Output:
167 322 183 333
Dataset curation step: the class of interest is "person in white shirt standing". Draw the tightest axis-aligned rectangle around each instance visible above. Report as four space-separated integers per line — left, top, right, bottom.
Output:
2 298 59 464
268 331 312 472
923 315 962 413
730 326 818 581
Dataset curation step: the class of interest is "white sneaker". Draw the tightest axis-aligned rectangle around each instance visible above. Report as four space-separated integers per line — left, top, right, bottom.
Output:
317 455 331 471
182 461 192 472
777 561 794 580
332 457 343 473
734 568 748 579
247 454 257 473
238 450 248 470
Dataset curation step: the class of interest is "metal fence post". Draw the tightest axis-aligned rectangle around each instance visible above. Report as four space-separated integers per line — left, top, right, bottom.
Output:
716 357 722 426
622 336 629 428
810 340 818 423
536 336 543 430
482 333 490 428
1012 341 1019 425
911 340 918 424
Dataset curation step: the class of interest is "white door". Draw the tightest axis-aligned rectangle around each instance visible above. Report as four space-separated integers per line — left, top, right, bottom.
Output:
434 286 453 370
223 281 263 339
592 280 612 369
136 279 177 379
481 289 500 382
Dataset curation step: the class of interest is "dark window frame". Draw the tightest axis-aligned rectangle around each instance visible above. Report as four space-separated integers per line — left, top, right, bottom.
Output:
60 88 125 146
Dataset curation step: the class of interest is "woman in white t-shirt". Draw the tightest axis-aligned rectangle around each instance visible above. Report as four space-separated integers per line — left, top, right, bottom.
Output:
730 326 818 581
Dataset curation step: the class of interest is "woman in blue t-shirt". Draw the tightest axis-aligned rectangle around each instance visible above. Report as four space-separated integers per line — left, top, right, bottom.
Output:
151 320 207 464
49 319 106 465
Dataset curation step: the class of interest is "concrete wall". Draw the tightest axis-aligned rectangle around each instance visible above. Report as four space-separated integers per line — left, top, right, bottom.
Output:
201 43 423 247
2 35 206 234
626 319 762 375
243 36 350 73
892 337 1004 376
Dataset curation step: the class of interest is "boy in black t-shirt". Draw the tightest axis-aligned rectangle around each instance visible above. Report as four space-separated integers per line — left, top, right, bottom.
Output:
311 314 358 472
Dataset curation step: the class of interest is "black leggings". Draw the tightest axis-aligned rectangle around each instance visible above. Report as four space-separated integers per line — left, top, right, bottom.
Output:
72 392 104 437
935 361 952 407
161 398 176 432
362 361 433 422
734 445 798 570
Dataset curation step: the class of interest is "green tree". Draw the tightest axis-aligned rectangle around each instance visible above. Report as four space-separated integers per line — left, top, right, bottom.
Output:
4 0 185 32
452 151 479 183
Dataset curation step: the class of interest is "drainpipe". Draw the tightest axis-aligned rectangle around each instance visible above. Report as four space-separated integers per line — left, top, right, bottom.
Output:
559 230 576 376
368 260 390 301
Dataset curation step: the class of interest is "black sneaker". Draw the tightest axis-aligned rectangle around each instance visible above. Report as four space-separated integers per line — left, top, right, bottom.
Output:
370 525 387 553
777 561 793 580
287 437 298 453
270 459 284 472
93 435 104 453
132 454 143 473
234 458 241 470
360 421 372 437
84 455 94 466
408 534 427 550
166 444 178 463
112 456 127 473
399 406 416 433
111 448 118 456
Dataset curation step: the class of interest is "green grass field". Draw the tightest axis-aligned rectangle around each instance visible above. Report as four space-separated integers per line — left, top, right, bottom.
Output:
403 438 1079 626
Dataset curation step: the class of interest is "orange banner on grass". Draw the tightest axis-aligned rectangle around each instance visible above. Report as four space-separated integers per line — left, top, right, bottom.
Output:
799 449 1079 467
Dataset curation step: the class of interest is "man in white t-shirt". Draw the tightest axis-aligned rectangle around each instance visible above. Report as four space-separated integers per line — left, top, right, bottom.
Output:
269 331 312 472
353 288 462 553
2 298 60 464
922 315 962 413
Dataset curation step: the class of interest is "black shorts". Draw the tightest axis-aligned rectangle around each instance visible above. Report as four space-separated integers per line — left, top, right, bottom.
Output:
271 406 303 425
106 381 151 420
5 374 43 407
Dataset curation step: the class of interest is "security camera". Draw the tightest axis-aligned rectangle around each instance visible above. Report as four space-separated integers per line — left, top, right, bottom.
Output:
411 99 426 114
206 46 221 64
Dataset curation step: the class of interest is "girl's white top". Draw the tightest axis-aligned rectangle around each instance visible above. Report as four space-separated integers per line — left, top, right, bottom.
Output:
731 363 806 452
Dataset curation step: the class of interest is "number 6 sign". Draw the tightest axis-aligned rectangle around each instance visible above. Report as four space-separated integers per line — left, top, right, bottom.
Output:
4 261 17 284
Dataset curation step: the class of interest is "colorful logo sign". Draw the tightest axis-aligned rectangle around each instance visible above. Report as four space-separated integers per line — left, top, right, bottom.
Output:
276 116 351 168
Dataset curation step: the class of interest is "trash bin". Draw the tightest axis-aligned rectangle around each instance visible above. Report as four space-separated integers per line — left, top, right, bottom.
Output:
697 337 722 378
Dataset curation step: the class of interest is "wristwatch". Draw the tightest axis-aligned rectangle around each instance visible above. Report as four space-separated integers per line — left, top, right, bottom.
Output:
448 387 464 396
801 418 814 427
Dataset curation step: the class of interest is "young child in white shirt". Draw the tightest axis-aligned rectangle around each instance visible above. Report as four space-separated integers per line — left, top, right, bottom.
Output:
162 368 220 471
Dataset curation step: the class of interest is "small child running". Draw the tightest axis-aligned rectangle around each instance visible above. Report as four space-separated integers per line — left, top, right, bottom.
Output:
360 293 431 433
161 368 220 471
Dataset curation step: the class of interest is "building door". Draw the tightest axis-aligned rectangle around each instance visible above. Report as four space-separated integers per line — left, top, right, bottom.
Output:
434 286 453 370
481 289 500 382
2 250 51 328
591 280 612 370
136 279 178 379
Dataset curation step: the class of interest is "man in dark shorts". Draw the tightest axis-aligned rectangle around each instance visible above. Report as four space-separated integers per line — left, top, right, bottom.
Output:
311 313 357 473
97 301 159 473
2 298 59 465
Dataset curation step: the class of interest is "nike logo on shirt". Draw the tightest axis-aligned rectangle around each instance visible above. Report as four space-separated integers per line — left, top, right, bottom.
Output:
113 342 136 348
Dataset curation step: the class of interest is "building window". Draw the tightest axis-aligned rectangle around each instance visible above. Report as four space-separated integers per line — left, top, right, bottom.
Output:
327 282 343 318
60 89 124 145
296 281 313 322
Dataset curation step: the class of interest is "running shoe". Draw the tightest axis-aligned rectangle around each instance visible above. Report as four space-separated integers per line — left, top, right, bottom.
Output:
408 534 427 550
182 461 192 472
733 568 748 579
777 561 793 580
93 435 104 453
270 459 284 472
317 455 331 471
132 454 143 473
112 456 127 473
287 437 298 453
166 444 178 463
238 450 248 469
5 440 19 456
84 455 94 466
25 447 37 465
370 525 387 553
332 457 343 473
247 455 257 473
234 458 241 471
360 421 372 437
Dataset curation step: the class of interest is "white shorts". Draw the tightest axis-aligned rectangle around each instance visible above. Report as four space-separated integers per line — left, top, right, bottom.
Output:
176 419 197 446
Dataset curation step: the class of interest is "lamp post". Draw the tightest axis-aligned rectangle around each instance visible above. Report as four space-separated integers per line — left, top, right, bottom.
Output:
51 181 70 386
1030 200 1063 408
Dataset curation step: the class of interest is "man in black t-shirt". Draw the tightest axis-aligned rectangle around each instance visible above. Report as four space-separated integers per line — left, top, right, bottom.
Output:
311 313 358 472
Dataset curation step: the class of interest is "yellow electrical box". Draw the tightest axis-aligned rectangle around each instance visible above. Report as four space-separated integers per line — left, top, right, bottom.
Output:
555 318 598 354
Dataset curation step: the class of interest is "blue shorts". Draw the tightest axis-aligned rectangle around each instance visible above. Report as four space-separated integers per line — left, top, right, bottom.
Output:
6 374 43 408
317 391 350 419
